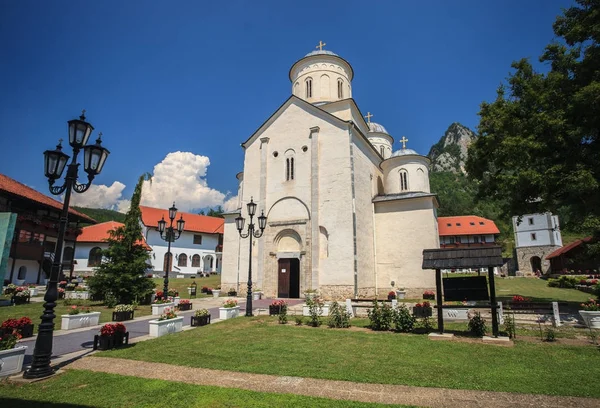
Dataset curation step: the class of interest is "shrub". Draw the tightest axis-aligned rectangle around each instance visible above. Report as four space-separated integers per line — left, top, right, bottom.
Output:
278 303 288 325
468 312 487 337
544 327 556 342
306 298 324 327
421 316 434 332
327 301 351 328
0 332 21 350
367 300 392 331
195 309 210 317
548 275 579 289
295 316 303 326
504 312 517 339
391 304 415 333
104 292 118 308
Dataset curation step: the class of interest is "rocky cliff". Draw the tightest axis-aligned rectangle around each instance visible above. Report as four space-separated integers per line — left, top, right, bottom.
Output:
428 123 477 174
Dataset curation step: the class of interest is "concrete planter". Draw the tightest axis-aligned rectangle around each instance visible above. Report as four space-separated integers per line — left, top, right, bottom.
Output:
28 287 39 296
396 290 406 299
219 306 240 320
65 291 90 300
252 292 262 301
61 312 101 330
148 316 183 337
579 310 600 329
302 303 331 317
173 296 181 306
151 302 175 316
212 290 221 298
0 346 27 377
442 308 470 320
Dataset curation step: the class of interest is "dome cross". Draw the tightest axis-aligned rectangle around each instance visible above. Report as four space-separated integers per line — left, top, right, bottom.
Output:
400 136 409 149
316 40 326 51
365 112 373 123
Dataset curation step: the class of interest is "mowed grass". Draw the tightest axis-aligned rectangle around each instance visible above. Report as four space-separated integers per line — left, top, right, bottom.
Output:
0 369 406 408
98 316 600 398
0 300 152 333
151 275 221 299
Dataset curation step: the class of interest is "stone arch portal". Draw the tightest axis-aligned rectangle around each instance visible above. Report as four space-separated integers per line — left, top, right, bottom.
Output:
274 229 302 299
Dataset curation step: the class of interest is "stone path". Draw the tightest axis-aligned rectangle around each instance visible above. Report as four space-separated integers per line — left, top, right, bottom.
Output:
18 298 303 366
68 357 600 408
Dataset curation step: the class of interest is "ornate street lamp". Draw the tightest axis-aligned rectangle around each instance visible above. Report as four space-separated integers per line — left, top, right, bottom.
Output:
157 203 185 300
24 110 109 379
236 197 267 317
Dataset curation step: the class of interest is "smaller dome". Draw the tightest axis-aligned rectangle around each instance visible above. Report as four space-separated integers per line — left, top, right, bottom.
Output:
391 148 419 157
368 122 388 134
304 49 339 57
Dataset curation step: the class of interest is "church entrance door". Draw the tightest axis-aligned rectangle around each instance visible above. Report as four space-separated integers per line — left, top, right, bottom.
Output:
277 258 300 298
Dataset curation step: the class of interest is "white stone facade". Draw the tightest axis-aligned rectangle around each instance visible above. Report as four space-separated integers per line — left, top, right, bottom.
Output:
222 48 439 300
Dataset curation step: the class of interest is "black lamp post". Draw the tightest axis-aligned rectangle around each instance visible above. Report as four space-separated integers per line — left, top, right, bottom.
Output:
157 202 185 300
24 110 109 379
235 197 267 317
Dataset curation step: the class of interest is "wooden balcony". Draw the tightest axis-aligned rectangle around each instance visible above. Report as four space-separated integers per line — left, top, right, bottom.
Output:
12 242 44 260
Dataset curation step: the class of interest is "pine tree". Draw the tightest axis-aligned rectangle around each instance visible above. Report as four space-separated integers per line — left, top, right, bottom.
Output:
88 175 154 304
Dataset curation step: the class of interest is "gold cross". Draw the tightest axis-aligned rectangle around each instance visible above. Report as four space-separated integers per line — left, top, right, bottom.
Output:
400 136 409 149
316 40 326 51
365 112 373 123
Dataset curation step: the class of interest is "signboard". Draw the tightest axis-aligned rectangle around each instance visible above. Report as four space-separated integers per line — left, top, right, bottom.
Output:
0 213 17 284
443 276 489 301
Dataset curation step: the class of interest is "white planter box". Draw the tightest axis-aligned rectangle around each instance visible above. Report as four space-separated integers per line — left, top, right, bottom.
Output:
442 309 470 320
302 303 331 317
213 290 221 298
0 346 27 377
579 310 600 329
65 291 90 300
252 292 262 301
151 302 175 316
219 306 240 320
148 316 184 337
396 291 406 299
29 288 39 296
61 312 101 330
173 296 181 306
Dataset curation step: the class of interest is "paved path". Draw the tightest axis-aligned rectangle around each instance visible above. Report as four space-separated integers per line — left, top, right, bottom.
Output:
68 357 600 408
19 298 303 366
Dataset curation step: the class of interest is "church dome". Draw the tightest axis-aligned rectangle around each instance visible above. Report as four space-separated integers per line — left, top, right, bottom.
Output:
368 122 389 134
391 148 419 157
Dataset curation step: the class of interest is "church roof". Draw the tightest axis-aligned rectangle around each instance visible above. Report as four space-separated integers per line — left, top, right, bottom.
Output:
368 122 389 134
139 205 224 235
289 49 354 81
391 148 419 157
304 50 339 57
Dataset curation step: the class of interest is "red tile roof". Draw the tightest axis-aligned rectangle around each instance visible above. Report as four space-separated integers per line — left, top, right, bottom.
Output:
139 205 224 234
546 237 593 260
0 173 95 223
77 220 151 250
438 216 500 236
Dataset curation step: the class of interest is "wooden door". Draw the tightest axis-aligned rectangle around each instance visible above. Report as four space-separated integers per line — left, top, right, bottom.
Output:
278 258 291 298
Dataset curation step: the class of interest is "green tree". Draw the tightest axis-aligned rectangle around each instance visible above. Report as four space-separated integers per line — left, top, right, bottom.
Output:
207 205 224 218
88 175 154 304
466 0 599 244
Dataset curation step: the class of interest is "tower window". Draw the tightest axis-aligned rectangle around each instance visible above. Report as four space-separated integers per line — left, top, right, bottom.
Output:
337 79 343 98
380 146 385 156
285 149 296 181
305 78 312 98
399 169 409 191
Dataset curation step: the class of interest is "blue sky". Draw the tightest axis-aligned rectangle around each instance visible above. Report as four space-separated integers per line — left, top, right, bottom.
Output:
0 0 574 212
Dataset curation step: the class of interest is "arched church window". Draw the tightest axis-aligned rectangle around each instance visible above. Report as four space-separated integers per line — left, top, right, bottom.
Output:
305 78 312 98
88 247 102 267
337 79 343 98
399 169 409 192
178 253 187 267
380 146 385 157
191 254 200 268
285 150 295 181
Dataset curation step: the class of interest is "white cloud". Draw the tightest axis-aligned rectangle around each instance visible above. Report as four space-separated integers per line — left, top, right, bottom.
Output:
223 194 239 212
69 181 127 211
141 152 225 212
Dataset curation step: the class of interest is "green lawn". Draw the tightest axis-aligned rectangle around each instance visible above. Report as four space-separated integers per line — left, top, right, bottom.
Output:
0 300 152 333
0 370 404 408
98 316 600 398
151 275 222 299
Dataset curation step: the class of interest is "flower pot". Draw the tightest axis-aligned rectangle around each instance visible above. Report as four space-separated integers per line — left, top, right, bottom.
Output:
302 303 330 317
93 332 129 350
191 315 211 327
0 346 27 377
396 291 406 300
212 290 221 298
219 306 240 320
423 294 435 300
173 296 181 306
178 303 193 311
19 323 34 338
29 287 38 296
269 305 282 316
148 316 183 337
61 312 101 330
112 311 134 322
387 295 396 301
65 291 90 300
151 302 175 316
252 292 261 301
11 295 30 305
413 307 433 318
579 310 600 329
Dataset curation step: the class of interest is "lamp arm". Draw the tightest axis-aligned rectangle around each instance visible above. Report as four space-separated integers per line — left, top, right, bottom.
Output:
48 182 68 196
239 231 250 239
253 229 264 239
73 179 93 194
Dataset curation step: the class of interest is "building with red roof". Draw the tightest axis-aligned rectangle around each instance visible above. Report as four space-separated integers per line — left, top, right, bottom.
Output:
0 173 96 285
139 206 224 276
438 216 500 248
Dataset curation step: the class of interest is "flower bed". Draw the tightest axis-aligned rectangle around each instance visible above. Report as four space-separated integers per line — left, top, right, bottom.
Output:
423 290 435 300
177 299 192 311
269 300 286 316
0 317 34 339
93 323 129 350
191 309 211 326
413 302 433 318
11 287 31 304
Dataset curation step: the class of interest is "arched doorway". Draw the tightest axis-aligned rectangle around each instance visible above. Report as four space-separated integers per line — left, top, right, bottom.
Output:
530 256 542 273
275 230 302 298
203 255 213 273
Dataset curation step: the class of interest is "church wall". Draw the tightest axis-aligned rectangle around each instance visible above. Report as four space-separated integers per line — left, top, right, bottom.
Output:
382 157 430 194
374 197 438 298
291 55 352 103
221 213 241 292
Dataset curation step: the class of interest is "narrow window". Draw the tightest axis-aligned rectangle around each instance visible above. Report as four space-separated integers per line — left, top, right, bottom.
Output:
286 158 290 181
193 234 202 245
531 233 537 241
337 79 343 98
306 78 312 98
290 157 294 180
285 149 296 181
380 146 385 156
399 170 409 191
528 217 534 225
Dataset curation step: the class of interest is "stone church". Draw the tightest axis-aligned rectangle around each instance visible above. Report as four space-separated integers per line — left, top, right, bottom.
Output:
221 45 439 299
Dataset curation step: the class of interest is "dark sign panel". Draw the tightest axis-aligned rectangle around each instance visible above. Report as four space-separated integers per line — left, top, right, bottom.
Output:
443 276 489 301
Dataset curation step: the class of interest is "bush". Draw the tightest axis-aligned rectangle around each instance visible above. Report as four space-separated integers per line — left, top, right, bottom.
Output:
367 300 393 331
468 312 487 337
306 298 323 327
327 301 351 328
548 275 579 289
295 316 303 326
278 303 288 325
392 304 415 333
544 327 556 342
